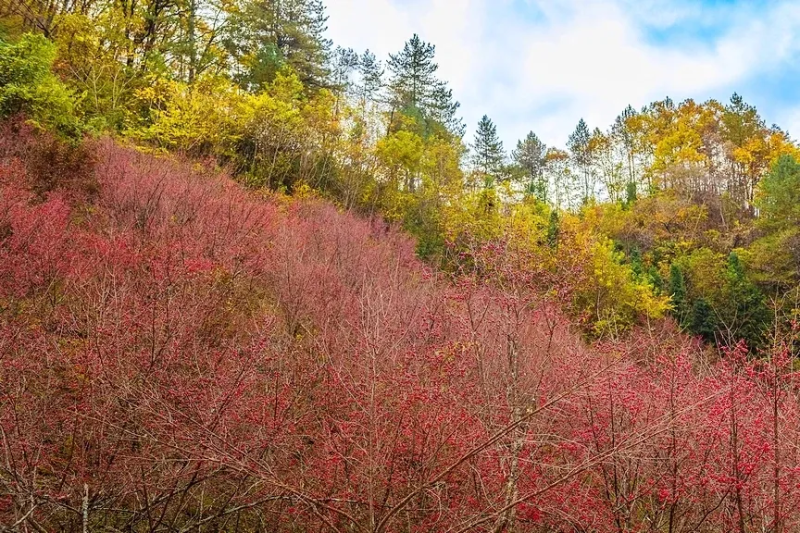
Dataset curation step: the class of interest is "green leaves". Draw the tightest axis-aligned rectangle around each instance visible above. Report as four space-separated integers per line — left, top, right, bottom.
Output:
0 34 80 136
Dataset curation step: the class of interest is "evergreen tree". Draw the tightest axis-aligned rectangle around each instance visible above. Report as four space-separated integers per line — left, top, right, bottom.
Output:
647 266 664 295
720 252 770 349
471 115 505 187
227 0 332 91
756 154 800 232
690 298 718 344
330 46 358 93
629 248 643 279
547 210 560 249
612 105 638 188
668 263 689 327
567 118 594 202
357 50 384 107
624 181 637 207
387 34 463 136
512 131 548 201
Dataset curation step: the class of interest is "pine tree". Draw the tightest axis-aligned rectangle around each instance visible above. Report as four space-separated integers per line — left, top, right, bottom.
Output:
512 131 548 201
629 248 643 279
387 34 463 136
471 115 505 187
690 298 718 344
612 105 638 189
720 252 770 349
357 50 383 106
227 0 332 91
757 154 800 232
567 118 594 202
669 263 689 327
547 210 560 249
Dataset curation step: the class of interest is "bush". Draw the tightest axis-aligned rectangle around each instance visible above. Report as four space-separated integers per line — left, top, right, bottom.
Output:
0 33 81 136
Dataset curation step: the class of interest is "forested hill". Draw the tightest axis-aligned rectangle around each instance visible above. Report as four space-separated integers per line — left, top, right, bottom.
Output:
3 0 800 530
3 0 800 348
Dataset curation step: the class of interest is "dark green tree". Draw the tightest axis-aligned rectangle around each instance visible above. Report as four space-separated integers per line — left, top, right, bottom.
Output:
629 248 643 279
567 118 594 202
357 50 383 107
690 298 718 344
647 266 663 294
512 131 548 201
668 263 689 327
386 34 463 136
719 252 770 350
471 115 505 187
226 0 331 91
756 154 800 232
547 210 560 249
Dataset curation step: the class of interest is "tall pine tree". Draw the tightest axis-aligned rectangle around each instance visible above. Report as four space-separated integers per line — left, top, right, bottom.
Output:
471 115 505 188
567 118 594 203
512 131 548 201
387 34 463 136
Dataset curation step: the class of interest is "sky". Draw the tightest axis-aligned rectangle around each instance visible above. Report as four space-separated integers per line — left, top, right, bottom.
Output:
324 0 800 150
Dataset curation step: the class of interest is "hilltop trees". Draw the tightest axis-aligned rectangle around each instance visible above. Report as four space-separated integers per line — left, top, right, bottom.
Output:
512 131 548 201
471 115 505 187
386 33 463 136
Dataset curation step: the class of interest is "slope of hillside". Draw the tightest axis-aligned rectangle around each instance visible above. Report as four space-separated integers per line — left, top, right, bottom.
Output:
2 125 800 532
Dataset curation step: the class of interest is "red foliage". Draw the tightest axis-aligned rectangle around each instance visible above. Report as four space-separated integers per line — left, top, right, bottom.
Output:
2 126 800 532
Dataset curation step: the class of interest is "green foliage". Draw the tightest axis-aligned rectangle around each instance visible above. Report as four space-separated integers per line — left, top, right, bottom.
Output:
689 298 717 344
547 210 560 249
512 131 548 201
756 154 800 232
668 263 689 327
471 115 505 187
0 34 80 135
718 252 770 349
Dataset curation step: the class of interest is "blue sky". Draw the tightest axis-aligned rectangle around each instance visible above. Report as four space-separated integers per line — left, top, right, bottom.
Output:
324 0 800 151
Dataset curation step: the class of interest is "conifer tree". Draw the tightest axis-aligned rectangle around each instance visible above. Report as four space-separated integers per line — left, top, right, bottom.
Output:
387 34 463 136
547 210 560 249
471 115 505 187
567 118 594 202
512 131 548 201
226 0 332 91
669 263 689 327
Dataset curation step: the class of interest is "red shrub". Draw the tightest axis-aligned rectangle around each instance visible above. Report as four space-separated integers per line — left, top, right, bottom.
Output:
2 125 800 532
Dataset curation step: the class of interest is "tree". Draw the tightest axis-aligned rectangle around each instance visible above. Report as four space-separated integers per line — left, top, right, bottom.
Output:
512 131 548 201
547 210 560 248
690 297 718 343
567 118 595 202
612 105 639 189
756 154 800 232
226 0 331 91
386 33 463 136
471 115 505 188
668 263 689 327
356 49 383 113
718 252 769 349
0 33 79 135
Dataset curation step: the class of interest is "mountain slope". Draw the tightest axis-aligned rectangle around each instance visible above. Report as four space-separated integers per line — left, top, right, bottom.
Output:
2 124 800 532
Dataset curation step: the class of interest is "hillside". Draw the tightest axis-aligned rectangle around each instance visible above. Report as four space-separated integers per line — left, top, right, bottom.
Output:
2 122 800 532
4 0 800 530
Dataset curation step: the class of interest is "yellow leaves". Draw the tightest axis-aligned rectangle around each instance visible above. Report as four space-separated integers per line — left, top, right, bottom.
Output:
376 130 424 174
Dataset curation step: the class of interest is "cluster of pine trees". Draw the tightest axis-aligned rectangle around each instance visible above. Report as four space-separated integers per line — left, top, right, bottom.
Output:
2 0 799 351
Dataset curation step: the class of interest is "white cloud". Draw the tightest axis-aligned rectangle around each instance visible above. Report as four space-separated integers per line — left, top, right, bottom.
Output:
325 0 800 150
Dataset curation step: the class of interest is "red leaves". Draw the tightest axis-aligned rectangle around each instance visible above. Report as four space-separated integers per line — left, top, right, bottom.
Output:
3 127 800 532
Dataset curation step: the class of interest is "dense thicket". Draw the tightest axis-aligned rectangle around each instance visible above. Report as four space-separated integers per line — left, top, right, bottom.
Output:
3 123 800 533
4 0 800 527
